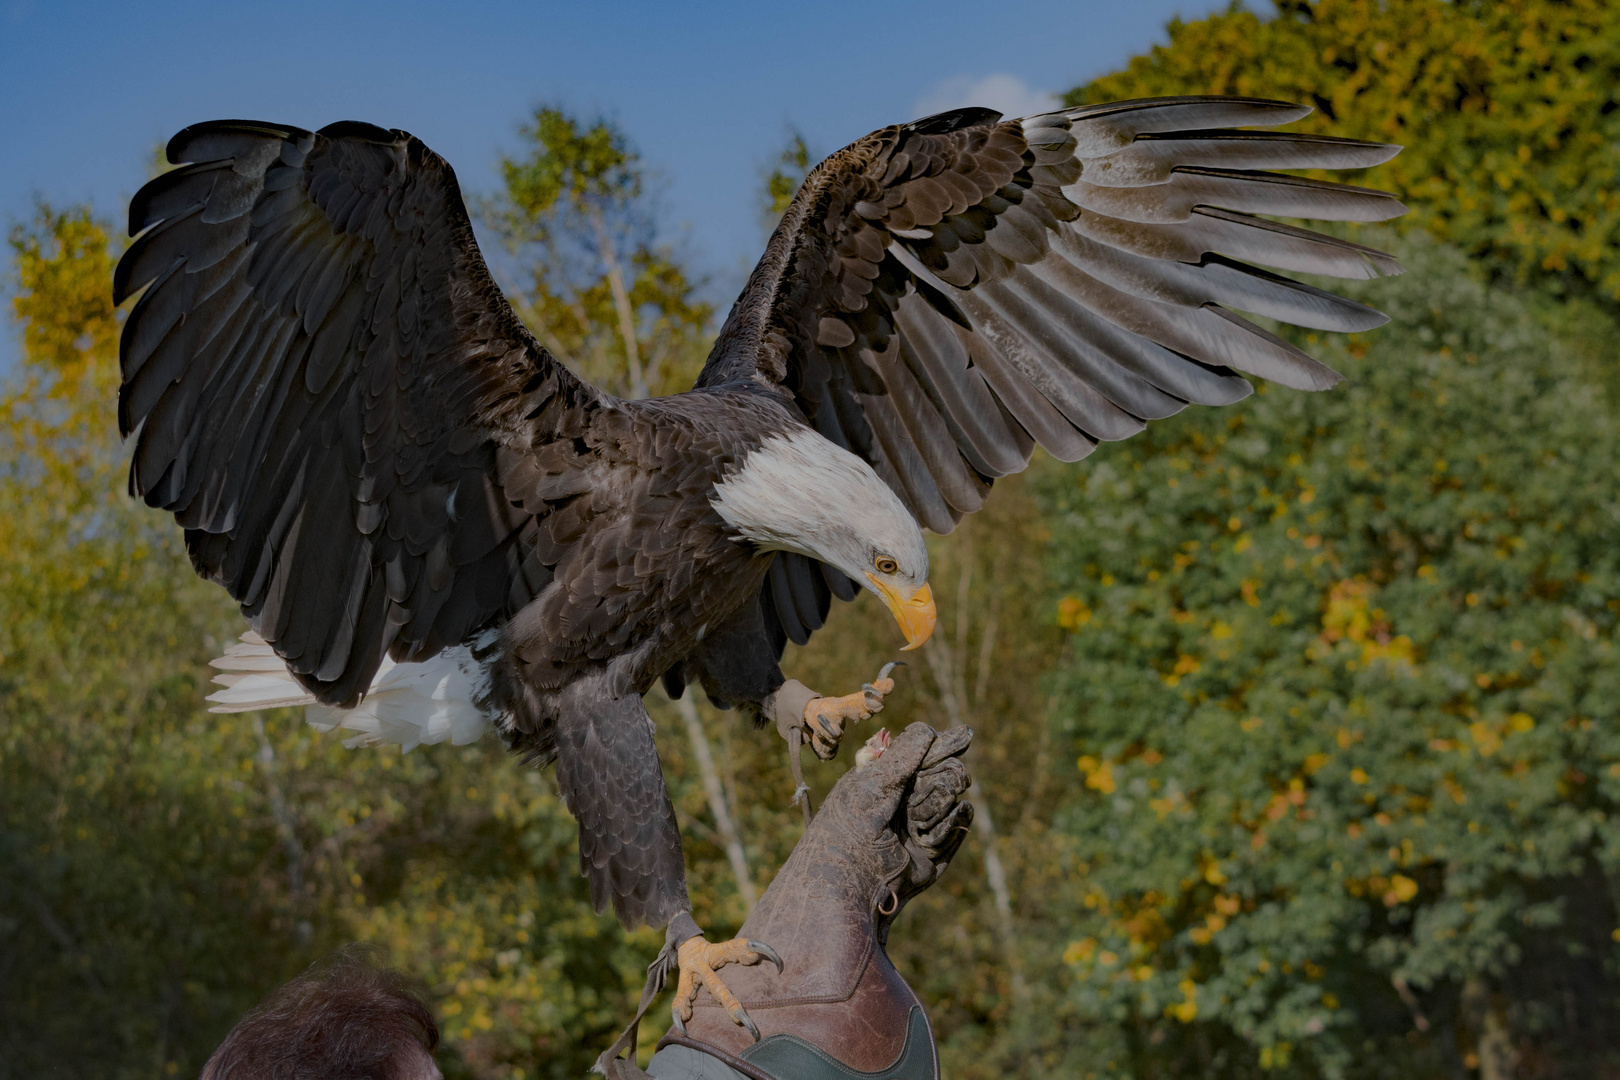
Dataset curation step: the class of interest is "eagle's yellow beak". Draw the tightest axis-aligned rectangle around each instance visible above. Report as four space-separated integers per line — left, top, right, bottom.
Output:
867 575 937 651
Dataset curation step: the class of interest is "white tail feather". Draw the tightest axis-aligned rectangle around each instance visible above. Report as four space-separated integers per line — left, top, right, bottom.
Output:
206 631 498 752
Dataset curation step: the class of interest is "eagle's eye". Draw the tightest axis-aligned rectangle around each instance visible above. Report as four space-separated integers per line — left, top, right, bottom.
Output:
874 555 899 575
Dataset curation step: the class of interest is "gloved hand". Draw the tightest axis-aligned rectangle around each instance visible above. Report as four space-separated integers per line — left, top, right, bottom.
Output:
809 722 974 935
606 722 975 1080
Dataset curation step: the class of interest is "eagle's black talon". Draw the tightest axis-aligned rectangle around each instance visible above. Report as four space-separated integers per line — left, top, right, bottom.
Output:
817 715 837 739
748 939 784 973
671 1006 687 1036
737 1006 761 1043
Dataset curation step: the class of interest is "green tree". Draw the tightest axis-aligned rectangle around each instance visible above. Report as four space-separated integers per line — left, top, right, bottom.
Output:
488 106 711 399
762 130 811 226
1039 234 1620 1078
1068 0 1620 304
0 204 271 1077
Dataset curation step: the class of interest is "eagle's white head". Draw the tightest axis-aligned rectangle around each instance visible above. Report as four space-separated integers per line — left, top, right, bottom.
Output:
711 428 936 650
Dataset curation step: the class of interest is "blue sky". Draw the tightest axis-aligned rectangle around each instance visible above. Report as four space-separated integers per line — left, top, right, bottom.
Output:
1 0 1234 372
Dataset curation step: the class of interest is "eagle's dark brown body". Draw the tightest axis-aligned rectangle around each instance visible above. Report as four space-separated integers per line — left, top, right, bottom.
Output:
116 99 1407 938
489 388 814 750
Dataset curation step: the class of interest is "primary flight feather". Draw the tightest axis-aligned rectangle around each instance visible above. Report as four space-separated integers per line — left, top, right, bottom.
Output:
115 96 1404 1031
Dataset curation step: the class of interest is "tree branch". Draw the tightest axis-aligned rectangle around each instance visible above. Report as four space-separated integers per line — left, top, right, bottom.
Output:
923 615 1025 1000
588 206 648 400
252 716 312 946
670 690 758 910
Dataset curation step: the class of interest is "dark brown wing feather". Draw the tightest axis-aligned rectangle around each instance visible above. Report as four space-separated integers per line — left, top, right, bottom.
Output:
701 95 1402 529
116 120 602 706
699 96 1403 650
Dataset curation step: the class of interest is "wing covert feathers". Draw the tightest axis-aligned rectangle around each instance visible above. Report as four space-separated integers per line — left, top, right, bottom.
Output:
116 120 601 706
702 95 1405 536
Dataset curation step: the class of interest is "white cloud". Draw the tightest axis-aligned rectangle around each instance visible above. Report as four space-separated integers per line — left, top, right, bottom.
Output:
910 74 1061 124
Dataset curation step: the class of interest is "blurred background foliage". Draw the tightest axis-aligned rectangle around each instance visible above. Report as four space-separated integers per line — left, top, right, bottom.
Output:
3 2 1619 1078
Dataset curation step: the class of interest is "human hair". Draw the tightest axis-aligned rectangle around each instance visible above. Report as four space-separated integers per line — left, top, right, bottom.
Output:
199 945 440 1080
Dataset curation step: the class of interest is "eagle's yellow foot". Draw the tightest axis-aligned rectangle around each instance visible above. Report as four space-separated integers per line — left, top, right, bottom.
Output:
671 935 782 1041
802 668 897 761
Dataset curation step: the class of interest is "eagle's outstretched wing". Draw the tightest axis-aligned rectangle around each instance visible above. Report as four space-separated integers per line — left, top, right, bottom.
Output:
116 121 601 706
700 96 1403 647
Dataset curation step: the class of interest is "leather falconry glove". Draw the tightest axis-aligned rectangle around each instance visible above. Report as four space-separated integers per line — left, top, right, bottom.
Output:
599 721 973 1080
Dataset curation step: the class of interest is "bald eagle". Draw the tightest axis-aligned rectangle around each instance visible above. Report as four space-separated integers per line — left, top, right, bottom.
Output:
114 96 1403 1031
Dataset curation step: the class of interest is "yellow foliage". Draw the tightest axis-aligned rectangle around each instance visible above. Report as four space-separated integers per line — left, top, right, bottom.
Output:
1124 903 1172 951
1063 938 1098 965
1078 755 1117 794
1469 721 1504 757
1164 652 1202 686
1148 795 1179 820
1321 580 1375 643
1315 578 1416 668
9 204 119 398
1057 594 1092 629
1387 874 1420 904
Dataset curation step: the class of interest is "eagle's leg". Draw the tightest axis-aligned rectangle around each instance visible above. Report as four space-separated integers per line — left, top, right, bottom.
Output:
549 680 786 1048
670 933 783 1040
801 664 899 760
